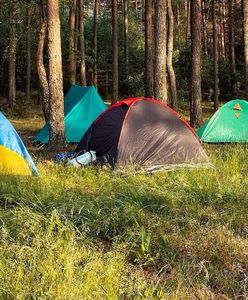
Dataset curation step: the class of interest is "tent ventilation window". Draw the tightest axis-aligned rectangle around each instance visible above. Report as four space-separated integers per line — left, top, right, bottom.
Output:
233 103 242 111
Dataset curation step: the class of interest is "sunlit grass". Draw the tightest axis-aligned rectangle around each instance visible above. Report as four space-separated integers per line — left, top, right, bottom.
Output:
0 143 247 299
0 99 247 298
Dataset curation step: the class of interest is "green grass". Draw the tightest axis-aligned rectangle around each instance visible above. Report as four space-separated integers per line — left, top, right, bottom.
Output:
0 101 248 299
0 144 247 299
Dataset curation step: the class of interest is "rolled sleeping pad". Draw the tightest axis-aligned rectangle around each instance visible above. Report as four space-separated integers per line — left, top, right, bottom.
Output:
67 151 96 167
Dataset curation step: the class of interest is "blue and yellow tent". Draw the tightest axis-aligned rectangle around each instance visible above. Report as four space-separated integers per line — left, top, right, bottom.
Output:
0 112 38 175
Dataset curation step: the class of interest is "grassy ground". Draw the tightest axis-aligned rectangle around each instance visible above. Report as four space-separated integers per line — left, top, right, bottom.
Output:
0 100 247 299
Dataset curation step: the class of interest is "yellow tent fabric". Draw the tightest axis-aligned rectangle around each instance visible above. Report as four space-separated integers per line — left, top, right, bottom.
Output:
0 112 38 175
0 145 32 175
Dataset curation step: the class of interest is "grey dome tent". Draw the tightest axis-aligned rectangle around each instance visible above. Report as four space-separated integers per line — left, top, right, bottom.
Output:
75 98 210 171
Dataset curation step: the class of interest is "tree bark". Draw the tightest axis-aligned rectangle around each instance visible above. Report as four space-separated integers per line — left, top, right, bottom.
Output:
8 0 16 108
202 0 208 56
0 4 2 96
25 0 31 102
219 1 226 60
190 0 203 127
244 0 248 100
123 0 129 75
212 0 219 111
69 0 77 85
229 0 236 94
37 1 49 122
223 1 227 59
74 0 79 78
145 0 154 98
47 0 65 148
106 70 109 96
112 0 118 104
186 0 191 47
154 0 168 104
78 0 86 86
167 0 178 111
177 0 181 44
92 0 99 88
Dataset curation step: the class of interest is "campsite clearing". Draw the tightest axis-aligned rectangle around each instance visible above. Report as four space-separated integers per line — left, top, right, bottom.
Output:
0 102 247 299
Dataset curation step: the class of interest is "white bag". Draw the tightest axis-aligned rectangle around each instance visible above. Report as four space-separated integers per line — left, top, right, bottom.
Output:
67 151 96 167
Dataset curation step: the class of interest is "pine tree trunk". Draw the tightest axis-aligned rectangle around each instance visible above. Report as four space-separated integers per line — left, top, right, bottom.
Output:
79 0 86 86
123 0 129 74
167 0 178 111
190 0 203 127
177 0 181 44
74 0 79 84
154 0 168 104
106 70 109 96
25 0 31 102
8 0 16 108
223 1 227 59
0 4 2 96
243 0 248 100
202 0 208 56
186 0 191 47
47 0 65 148
92 0 99 88
69 0 77 85
229 0 236 94
37 2 49 122
212 0 219 111
145 0 154 98
112 0 119 104
218 16 221 56
219 1 226 60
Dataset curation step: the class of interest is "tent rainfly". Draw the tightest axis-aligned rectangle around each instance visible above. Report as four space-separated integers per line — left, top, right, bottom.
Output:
35 85 108 143
75 98 210 171
197 99 248 143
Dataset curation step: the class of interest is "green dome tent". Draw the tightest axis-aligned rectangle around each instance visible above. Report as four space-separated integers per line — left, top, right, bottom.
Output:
35 85 108 143
197 99 248 143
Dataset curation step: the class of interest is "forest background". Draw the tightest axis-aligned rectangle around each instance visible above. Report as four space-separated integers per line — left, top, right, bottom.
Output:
0 0 245 118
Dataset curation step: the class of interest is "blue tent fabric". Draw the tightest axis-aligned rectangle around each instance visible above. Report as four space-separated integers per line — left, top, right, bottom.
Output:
0 112 39 175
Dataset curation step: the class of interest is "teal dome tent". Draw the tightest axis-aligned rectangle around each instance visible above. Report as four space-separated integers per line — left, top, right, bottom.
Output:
197 99 248 143
35 85 108 143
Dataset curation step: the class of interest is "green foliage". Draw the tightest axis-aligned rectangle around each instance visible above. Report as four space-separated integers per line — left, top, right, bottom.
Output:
0 0 247 101
174 47 246 104
133 226 160 267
